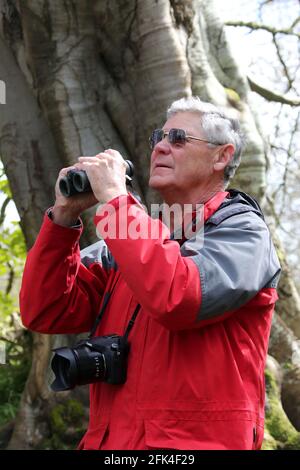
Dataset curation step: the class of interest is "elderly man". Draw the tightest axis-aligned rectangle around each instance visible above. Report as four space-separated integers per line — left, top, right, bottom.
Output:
20 97 281 450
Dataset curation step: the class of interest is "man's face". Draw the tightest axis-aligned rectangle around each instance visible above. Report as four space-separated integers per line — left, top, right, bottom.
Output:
149 112 219 198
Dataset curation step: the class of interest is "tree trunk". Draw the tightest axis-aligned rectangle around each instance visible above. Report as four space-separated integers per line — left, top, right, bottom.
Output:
268 313 300 431
0 0 299 448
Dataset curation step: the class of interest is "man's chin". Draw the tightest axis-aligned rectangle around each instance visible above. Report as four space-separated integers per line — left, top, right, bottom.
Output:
149 175 170 190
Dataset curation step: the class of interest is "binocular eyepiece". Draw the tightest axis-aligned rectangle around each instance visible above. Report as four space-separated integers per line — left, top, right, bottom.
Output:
59 160 134 198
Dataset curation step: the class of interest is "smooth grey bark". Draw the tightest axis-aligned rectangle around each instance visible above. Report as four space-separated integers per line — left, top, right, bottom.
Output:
0 0 299 448
0 34 59 247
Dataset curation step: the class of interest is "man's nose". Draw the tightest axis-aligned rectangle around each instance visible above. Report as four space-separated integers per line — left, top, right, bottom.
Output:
152 137 171 155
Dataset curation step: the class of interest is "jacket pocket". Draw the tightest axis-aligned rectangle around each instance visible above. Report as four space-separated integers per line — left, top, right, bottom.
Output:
77 423 108 450
144 418 257 450
253 424 264 450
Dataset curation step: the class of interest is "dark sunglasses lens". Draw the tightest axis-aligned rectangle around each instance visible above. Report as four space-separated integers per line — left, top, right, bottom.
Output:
168 129 186 145
150 129 164 149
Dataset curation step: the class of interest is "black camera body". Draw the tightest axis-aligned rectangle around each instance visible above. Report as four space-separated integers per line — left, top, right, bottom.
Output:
51 334 130 392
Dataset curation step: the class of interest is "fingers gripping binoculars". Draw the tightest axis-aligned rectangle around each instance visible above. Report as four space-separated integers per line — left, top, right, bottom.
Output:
59 159 134 197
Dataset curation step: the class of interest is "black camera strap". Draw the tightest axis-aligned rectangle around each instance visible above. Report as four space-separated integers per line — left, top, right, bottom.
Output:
123 303 141 341
89 272 141 340
89 273 121 338
89 291 111 338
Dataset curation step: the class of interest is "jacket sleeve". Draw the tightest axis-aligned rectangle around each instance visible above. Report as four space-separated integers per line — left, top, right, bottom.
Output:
20 213 109 334
189 211 281 323
94 194 281 331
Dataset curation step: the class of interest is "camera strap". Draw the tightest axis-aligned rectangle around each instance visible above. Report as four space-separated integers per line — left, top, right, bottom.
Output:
89 272 141 340
89 291 111 338
123 303 141 341
89 273 121 338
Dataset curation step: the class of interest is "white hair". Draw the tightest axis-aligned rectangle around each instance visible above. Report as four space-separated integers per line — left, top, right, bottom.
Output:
167 96 245 185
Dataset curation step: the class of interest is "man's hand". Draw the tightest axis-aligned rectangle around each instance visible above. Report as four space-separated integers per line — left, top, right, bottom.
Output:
77 149 128 203
51 150 128 227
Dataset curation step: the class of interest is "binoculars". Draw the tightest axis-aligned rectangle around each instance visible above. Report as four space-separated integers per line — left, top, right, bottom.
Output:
59 160 134 198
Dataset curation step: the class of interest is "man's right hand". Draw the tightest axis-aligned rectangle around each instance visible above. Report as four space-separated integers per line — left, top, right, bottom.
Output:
52 164 99 227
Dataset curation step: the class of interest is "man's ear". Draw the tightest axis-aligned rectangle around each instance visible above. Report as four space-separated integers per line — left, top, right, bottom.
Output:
213 144 235 172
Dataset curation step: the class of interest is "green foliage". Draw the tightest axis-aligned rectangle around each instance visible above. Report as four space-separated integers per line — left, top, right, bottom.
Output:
264 369 300 450
40 399 86 450
0 177 12 198
0 331 31 426
0 166 30 430
261 429 277 450
0 292 15 318
51 399 84 432
0 225 26 280
0 167 26 304
225 88 242 110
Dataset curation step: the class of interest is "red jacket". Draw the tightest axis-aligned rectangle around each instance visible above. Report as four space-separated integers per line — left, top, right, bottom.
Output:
20 190 280 450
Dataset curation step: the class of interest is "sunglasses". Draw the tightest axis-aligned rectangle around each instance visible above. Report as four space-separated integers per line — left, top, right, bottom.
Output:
149 128 214 150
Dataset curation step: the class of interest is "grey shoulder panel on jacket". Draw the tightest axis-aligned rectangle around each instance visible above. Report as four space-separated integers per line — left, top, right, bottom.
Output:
181 209 281 322
80 240 117 271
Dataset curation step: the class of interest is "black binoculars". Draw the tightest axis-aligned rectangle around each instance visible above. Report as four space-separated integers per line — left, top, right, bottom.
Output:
59 160 134 198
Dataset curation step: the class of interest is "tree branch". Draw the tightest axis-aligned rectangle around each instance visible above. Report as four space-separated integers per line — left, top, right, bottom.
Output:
5 260 15 295
225 20 300 39
277 112 300 217
0 336 19 347
290 17 300 30
247 76 300 106
0 196 11 226
273 35 294 91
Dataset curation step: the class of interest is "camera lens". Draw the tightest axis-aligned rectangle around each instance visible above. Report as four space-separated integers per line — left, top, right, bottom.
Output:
50 341 107 392
50 347 78 392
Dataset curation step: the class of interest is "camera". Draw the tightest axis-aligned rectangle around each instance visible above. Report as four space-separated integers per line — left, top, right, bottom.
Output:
59 159 134 197
50 334 130 392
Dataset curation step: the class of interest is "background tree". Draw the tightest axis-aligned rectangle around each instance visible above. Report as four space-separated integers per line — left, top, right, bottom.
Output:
220 0 300 287
0 0 299 449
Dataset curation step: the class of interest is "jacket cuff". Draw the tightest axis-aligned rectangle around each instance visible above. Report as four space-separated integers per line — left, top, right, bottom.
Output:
47 207 83 229
38 208 83 248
